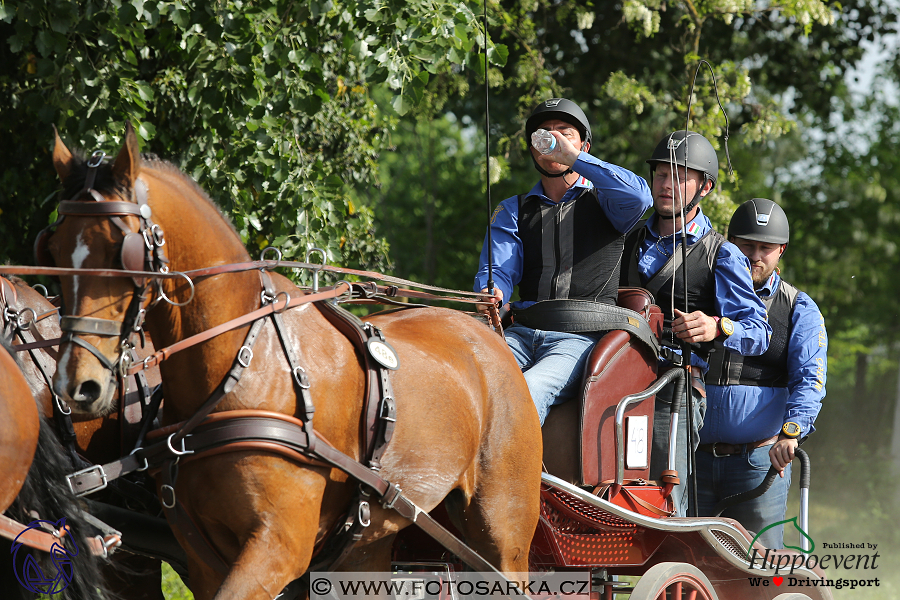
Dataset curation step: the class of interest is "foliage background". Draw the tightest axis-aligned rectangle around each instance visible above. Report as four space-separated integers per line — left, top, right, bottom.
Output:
2 1 900 598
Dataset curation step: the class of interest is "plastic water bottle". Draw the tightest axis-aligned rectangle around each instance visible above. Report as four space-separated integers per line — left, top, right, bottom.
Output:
531 129 557 154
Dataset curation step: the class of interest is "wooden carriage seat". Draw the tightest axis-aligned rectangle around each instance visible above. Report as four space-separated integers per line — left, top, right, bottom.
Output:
542 288 663 487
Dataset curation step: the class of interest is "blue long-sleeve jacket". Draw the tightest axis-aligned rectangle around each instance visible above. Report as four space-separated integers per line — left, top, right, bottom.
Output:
634 209 772 369
473 152 652 307
702 272 827 444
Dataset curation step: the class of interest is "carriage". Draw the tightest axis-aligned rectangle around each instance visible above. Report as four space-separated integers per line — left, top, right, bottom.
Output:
0 127 832 600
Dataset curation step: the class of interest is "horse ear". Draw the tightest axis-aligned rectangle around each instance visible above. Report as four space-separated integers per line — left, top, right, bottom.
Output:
52 125 75 183
112 122 141 185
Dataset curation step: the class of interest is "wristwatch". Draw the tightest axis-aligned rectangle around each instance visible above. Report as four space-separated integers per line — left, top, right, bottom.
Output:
781 422 802 439
716 316 734 339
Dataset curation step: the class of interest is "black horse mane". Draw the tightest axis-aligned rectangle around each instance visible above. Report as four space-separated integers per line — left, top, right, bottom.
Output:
0 340 109 599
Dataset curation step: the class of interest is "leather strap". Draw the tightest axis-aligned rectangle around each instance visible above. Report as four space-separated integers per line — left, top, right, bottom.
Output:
60 315 124 337
128 283 350 375
592 480 675 518
316 302 395 469
697 435 779 456
58 200 143 216
0 513 118 557
512 299 660 353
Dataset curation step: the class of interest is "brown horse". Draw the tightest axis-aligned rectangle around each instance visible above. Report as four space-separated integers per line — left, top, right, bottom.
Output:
0 335 112 599
0 335 40 514
2 277 172 600
46 125 542 600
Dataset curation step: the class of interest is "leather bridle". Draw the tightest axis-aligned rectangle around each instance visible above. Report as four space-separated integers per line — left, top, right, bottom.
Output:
34 151 174 378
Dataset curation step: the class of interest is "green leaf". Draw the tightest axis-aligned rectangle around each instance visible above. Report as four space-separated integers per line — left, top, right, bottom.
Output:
391 94 410 116
136 81 154 102
8 34 23 54
487 43 508 67
0 5 14 23
171 9 189 29
448 47 463 65
137 121 157 140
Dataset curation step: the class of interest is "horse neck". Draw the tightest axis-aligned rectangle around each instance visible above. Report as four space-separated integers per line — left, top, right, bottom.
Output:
141 167 260 339
137 167 271 415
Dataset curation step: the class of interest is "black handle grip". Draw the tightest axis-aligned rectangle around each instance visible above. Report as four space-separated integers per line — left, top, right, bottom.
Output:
712 446 810 517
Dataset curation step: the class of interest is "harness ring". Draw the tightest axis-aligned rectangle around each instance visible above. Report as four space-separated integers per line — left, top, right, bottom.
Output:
273 291 291 314
160 484 176 509
292 366 310 389
358 501 371 527
54 394 72 416
166 433 194 457
15 307 36 330
238 345 253 368
259 246 282 265
129 447 149 472
157 271 195 307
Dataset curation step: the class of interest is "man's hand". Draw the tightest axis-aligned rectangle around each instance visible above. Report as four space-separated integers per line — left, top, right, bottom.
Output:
539 130 581 167
477 288 504 327
769 436 799 477
671 308 718 343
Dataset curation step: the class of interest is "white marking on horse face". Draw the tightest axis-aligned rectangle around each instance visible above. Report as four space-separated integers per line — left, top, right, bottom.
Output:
70 232 89 301
55 232 88 400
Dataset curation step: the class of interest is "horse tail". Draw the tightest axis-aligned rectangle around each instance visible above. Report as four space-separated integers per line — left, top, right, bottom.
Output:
2 418 110 600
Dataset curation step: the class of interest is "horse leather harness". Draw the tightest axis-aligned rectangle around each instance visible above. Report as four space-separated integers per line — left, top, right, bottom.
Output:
64 275 501 576
50 158 505 577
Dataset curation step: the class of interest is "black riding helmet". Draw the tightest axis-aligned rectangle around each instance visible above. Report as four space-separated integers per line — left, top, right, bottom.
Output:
647 130 719 219
728 198 790 244
526 98 592 178
525 98 592 146
647 130 718 188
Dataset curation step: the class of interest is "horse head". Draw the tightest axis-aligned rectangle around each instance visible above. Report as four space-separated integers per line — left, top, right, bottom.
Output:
47 124 162 415
46 124 255 419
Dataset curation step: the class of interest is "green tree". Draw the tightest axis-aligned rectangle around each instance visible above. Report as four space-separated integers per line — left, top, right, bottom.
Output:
0 0 512 278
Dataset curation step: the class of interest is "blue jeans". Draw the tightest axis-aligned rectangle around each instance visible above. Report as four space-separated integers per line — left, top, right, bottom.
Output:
696 445 792 549
504 325 600 425
650 381 706 517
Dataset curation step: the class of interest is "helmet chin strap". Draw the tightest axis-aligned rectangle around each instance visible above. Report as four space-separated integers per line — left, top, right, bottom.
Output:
531 140 588 178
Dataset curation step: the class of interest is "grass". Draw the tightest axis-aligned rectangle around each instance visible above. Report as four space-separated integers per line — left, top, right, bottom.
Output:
162 562 194 600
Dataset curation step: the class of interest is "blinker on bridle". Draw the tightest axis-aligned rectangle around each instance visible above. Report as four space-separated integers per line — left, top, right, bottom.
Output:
37 149 171 380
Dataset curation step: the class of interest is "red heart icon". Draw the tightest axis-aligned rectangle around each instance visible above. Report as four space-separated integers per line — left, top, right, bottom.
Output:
773 577 784 586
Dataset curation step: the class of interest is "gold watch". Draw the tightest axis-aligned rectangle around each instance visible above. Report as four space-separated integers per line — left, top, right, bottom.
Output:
781 422 802 439
717 316 735 338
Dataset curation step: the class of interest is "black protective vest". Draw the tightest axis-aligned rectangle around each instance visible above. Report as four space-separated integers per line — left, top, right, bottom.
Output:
706 280 799 387
620 220 726 328
517 189 623 305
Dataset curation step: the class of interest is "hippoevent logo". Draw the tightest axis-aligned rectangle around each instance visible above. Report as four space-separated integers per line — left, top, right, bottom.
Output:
746 517 880 591
11 518 78 595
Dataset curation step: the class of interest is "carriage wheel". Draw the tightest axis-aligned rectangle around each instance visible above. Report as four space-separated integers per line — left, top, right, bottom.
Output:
772 595 814 599
629 562 719 600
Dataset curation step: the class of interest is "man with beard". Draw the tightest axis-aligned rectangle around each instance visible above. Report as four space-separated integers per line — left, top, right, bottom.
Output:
620 131 771 516
699 198 827 548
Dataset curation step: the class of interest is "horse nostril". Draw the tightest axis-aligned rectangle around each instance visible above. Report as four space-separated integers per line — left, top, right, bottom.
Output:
72 380 103 403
